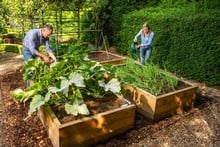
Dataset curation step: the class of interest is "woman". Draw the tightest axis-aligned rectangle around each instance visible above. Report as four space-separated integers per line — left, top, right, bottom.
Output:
133 23 154 65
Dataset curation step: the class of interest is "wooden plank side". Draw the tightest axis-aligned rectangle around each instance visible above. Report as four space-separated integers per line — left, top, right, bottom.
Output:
38 107 61 147
100 59 124 65
154 86 198 121
59 105 135 147
124 85 156 119
124 80 198 121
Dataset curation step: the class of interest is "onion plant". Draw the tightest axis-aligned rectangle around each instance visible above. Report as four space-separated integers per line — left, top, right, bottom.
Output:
114 59 179 96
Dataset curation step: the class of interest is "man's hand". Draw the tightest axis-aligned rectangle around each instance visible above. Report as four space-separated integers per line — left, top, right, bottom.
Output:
42 55 50 63
48 52 57 62
35 51 50 63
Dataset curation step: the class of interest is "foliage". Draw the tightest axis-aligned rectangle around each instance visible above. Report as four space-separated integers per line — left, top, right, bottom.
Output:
106 0 160 45
3 0 48 36
116 1 220 86
12 48 122 117
49 37 90 57
114 59 178 96
80 0 160 45
0 0 9 33
0 44 22 54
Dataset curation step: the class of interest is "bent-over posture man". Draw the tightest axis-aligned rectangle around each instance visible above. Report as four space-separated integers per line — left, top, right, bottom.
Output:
22 24 56 63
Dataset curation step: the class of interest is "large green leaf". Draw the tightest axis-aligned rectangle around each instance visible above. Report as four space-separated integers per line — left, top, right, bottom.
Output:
45 91 51 102
48 86 60 93
65 103 89 116
98 78 121 93
69 72 85 87
11 88 25 101
28 95 45 116
60 78 69 97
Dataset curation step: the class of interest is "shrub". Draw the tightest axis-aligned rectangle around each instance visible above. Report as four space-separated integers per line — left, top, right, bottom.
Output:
117 3 220 86
0 44 22 54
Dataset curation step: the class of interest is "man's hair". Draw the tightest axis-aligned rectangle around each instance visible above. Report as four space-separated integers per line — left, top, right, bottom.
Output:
43 24 53 31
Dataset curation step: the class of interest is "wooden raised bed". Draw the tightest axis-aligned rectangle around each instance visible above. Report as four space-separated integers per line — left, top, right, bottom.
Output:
124 80 198 121
88 51 124 65
38 97 135 147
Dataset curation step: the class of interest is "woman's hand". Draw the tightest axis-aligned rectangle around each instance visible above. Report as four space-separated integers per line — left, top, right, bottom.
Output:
135 44 140 48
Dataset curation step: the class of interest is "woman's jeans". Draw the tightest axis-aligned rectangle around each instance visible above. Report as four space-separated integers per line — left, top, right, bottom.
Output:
22 47 37 87
140 45 152 65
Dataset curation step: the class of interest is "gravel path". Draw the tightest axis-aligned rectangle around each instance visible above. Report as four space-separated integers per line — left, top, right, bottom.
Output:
0 52 23 79
0 87 3 145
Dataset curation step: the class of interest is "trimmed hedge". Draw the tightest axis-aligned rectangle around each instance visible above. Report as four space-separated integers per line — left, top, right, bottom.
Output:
0 44 22 54
117 3 220 86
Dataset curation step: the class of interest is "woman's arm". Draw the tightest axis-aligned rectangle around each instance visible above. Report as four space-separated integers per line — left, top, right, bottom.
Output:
146 31 154 46
133 29 142 42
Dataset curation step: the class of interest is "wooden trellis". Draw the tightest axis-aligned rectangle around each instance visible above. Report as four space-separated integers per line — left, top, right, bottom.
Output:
30 1 108 54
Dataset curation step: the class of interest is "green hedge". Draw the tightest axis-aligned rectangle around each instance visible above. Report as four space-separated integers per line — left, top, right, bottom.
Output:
0 44 22 54
0 32 19 39
117 3 220 86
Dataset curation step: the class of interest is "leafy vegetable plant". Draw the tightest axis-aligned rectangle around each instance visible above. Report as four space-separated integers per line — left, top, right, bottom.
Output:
114 59 179 96
12 51 122 117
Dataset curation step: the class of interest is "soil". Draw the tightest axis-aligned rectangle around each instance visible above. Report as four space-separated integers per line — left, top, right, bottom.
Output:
52 94 127 124
0 52 219 147
88 51 122 62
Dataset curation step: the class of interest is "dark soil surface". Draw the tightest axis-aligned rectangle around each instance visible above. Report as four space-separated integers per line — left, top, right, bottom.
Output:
52 94 127 124
0 52 219 147
88 51 122 62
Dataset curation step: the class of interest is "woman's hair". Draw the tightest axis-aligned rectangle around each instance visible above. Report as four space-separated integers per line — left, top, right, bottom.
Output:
142 22 150 30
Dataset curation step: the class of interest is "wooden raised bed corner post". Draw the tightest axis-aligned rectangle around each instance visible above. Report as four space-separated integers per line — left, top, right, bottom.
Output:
124 80 198 121
38 97 135 147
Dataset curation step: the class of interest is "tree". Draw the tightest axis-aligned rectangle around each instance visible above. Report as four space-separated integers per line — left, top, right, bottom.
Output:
4 0 47 36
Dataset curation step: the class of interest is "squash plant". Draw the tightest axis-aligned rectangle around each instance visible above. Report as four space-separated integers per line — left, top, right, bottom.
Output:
12 51 122 117
114 59 179 96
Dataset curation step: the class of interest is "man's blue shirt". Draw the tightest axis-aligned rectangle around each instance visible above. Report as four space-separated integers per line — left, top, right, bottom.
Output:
22 29 52 55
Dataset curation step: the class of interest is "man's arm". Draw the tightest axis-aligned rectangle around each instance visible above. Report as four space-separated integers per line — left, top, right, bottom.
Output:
45 39 57 62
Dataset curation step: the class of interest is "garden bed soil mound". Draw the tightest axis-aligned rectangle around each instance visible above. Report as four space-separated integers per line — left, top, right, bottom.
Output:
0 52 219 146
88 51 121 62
52 94 127 124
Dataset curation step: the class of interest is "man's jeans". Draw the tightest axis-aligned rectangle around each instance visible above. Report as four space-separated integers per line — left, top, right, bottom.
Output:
22 47 37 62
140 45 152 65
22 47 36 87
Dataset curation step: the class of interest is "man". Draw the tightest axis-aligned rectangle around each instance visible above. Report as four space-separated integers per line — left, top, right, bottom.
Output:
22 24 56 63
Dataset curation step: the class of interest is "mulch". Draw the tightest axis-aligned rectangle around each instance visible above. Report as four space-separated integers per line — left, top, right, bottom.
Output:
0 52 219 147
